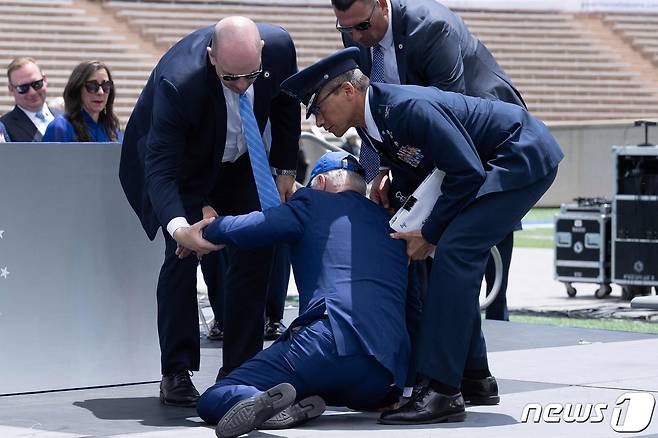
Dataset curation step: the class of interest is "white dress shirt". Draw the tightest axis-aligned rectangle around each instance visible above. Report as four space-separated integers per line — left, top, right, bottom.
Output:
371 0 400 85
364 87 383 142
19 103 55 135
221 83 255 163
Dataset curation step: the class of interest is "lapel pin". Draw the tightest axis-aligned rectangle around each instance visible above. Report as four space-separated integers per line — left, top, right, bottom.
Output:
263 71 270 78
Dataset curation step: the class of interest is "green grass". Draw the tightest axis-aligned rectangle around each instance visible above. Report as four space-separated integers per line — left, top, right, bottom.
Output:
510 314 658 334
515 207 559 249
522 207 559 222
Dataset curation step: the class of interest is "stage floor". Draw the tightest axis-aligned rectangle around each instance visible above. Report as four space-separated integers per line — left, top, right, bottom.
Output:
2 310 658 438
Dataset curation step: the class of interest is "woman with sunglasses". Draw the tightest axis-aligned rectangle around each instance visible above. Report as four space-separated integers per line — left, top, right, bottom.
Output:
43 61 122 142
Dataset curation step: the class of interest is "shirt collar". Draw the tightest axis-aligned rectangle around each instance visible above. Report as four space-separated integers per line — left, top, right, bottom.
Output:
18 103 48 117
364 86 382 142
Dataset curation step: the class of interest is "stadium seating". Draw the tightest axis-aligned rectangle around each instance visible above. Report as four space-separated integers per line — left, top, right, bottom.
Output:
1 0 658 126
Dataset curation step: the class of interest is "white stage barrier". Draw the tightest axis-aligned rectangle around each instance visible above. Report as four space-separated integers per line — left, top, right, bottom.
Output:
0 143 163 395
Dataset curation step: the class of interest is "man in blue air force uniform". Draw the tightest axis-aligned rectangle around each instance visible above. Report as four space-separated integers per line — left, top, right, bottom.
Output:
332 0 526 322
193 151 410 437
280 47 563 424
118 17 300 406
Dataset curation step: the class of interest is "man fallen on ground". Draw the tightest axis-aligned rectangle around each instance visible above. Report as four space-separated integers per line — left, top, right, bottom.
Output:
183 151 410 437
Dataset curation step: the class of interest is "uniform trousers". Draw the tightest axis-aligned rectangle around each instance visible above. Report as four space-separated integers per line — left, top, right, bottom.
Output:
416 169 558 387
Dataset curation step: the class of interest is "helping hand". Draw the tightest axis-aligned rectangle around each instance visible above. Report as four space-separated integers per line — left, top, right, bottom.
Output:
276 174 297 202
390 229 435 261
173 217 224 260
369 170 391 209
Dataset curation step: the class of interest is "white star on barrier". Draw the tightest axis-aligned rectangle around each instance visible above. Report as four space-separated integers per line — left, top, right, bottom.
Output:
0 266 8 279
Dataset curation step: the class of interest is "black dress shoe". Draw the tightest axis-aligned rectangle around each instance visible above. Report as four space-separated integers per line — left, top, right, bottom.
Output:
264 319 286 341
159 371 199 407
379 386 466 425
461 375 499 405
207 320 224 341
215 383 296 438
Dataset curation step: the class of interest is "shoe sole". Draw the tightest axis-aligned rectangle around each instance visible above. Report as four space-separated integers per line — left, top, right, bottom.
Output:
465 395 500 406
378 411 466 425
159 391 198 408
215 383 296 438
259 395 326 430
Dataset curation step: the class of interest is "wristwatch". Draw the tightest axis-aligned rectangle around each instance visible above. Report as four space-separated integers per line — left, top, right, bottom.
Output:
271 167 297 177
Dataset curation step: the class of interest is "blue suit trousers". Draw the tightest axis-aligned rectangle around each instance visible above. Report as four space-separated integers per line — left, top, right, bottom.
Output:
417 169 558 387
197 318 393 425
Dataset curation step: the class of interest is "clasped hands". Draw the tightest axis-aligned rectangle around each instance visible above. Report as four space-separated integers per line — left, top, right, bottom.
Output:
174 175 296 260
173 212 223 260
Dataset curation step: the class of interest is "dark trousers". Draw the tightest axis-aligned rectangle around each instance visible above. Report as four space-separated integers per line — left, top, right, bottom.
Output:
265 243 290 322
485 232 514 321
208 244 288 328
197 318 392 425
157 154 273 375
416 170 557 387
201 248 229 327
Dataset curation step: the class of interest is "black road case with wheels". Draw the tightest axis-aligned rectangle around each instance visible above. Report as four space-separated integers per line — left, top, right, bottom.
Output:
554 198 612 298
612 144 658 300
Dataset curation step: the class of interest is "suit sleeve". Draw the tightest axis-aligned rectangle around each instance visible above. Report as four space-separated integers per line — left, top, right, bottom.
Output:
144 78 189 227
268 33 301 171
420 19 466 93
391 100 485 244
202 189 312 247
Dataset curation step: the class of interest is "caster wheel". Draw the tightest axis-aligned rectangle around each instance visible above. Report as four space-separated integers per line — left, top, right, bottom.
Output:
595 284 612 299
621 286 634 301
566 283 577 297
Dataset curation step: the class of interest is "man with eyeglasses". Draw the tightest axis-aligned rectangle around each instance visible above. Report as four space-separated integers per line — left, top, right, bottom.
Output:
1 57 62 142
331 0 525 367
281 47 562 426
119 17 300 408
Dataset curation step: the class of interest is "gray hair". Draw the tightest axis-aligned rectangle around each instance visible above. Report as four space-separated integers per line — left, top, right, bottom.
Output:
322 68 370 97
310 168 367 195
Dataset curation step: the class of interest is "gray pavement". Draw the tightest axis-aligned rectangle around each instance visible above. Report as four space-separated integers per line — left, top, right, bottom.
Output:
2 314 658 437
3 247 658 437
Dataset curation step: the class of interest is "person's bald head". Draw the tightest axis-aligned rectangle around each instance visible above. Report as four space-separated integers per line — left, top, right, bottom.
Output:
207 17 264 94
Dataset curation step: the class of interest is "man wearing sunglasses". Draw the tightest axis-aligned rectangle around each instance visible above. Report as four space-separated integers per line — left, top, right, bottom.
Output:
332 0 525 348
1 57 62 142
119 17 300 408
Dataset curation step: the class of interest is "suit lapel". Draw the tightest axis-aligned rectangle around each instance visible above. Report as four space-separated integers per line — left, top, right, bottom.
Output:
9 107 39 141
391 0 408 84
206 61 227 163
252 68 270 133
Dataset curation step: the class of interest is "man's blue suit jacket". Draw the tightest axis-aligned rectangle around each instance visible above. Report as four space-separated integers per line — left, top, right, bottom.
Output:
343 0 524 107
367 83 564 244
119 24 301 240
204 188 411 388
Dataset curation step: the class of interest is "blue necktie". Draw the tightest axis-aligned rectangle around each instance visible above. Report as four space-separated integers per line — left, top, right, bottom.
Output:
360 44 385 182
239 93 281 210
35 111 47 123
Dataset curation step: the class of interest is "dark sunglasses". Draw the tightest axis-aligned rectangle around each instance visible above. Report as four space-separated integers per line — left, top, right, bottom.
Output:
221 63 262 82
84 80 113 93
335 2 378 34
12 78 44 94
308 83 343 117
